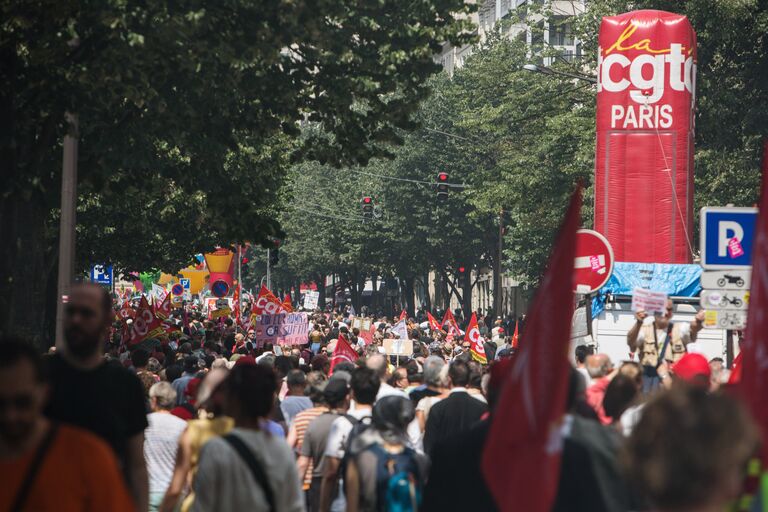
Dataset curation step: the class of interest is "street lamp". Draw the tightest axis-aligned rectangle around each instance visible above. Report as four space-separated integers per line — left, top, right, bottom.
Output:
523 63 597 84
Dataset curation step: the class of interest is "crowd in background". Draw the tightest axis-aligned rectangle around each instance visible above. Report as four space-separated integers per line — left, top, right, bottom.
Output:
0 282 761 512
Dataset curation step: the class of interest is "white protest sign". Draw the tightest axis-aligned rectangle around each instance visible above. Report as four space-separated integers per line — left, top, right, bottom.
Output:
303 291 319 310
383 338 413 356
391 319 408 340
152 283 168 303
631 288 668 314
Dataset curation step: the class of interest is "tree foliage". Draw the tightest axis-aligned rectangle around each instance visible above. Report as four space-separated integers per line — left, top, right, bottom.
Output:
273 0 768 308
0 0 475 341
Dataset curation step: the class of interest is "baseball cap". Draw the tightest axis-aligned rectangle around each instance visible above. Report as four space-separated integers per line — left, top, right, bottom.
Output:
672 353 711 383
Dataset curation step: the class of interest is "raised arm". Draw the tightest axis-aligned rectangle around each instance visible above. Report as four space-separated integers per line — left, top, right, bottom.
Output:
627 310 647 353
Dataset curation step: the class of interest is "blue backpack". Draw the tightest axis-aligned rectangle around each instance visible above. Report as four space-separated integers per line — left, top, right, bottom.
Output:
369 444 422 512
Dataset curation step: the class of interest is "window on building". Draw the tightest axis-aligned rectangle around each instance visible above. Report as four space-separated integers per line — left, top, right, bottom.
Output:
478 0 496 32
548 16 574 46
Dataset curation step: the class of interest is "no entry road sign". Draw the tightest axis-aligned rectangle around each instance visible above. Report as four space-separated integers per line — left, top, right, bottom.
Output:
573 229 614 294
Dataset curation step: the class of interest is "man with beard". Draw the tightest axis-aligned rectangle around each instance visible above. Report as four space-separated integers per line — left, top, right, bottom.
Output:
45 282 149 511
0 337 135 511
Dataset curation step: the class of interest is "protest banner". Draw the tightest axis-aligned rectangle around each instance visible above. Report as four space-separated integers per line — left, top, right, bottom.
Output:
255 312 310 346
211 307 232 319
303 290 319 310
383 338 413 365
631 287 668 314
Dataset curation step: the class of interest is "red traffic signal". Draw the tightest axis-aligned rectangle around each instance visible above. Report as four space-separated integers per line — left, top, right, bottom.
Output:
458 266 466 273
436 173 449 201
241 257 249 264
361 196 374 220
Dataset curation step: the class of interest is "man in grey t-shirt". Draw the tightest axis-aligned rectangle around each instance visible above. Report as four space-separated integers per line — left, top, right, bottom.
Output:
297 378 350 512
280 370 313 428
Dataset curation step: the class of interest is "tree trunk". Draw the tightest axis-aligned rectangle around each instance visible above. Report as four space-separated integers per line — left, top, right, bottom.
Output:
317 273 326 310
0 195 52 348
421 274 432 312
350 268 362 312
402 276 415 318
492 248 502 320
461 269 472 321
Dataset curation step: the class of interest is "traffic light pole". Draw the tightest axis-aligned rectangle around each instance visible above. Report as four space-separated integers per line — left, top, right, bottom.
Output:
266 248 271 289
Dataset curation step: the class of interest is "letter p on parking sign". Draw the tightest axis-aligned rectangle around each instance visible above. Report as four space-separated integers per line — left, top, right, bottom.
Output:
700 207 758 269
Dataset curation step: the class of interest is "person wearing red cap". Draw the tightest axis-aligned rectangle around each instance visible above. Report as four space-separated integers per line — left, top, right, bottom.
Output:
657 353 712 389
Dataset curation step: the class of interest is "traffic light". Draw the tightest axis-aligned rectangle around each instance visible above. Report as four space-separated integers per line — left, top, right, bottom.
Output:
458 266 466 274
361 196 374 220
436 172 449 201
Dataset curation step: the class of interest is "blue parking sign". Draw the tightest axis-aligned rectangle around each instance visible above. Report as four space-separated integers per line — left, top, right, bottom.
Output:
700 207 758 269
90 264 114 285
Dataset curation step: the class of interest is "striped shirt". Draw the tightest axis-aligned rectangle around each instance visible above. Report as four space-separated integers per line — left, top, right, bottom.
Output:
293 406 328 489
144 412 188 495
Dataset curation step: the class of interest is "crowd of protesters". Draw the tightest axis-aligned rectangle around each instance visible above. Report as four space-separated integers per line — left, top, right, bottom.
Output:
0 282 762 511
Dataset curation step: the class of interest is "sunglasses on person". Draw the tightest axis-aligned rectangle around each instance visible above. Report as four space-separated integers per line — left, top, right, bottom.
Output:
65 304 98 319
462 344 471 349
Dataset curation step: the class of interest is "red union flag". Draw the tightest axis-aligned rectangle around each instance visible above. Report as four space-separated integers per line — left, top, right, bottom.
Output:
252 286 285 316
130 296 164 347
427 312 441 332
465 313 487 364
595 10 697 264
511 320 519 349
118 301 135 322
441 309 461 337
282 294 294 313
330 334 358 373
482 185 581 512
739 141 768 466
154 294 171 320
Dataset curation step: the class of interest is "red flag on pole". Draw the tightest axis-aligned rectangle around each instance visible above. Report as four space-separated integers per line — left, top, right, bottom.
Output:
233 286 241 323
329 334 358 374
252 286 285 315
511 321 519 349
282 294 294 313
118 301 135 322
465 312 487 364
427 312 441 332
737 141 768 467
441 309 462 337
481 185 582 512
154 294 172 320
130 296 165 347
399 309 408 321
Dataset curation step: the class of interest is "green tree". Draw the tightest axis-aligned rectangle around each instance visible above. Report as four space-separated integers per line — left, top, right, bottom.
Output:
1 0 475 342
